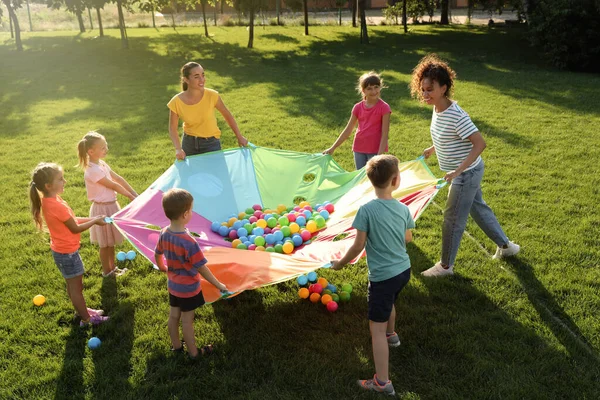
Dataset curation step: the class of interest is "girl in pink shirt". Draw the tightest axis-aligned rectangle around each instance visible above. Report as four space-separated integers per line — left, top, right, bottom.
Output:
77 132 138 277
324 71 392 169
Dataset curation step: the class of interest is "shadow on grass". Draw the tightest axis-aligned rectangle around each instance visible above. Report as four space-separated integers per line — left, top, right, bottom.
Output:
260 33 300 44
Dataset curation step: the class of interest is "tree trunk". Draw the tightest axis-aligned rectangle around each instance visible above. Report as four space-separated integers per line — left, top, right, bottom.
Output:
96 7 104 37
352 0 357 27
213 3 217 26
4 1 23 51
338 7 341 25
247 7 254 48
77 10 86 32
9 7 14 38
201 0 209 36
276 0 280 25
88 7 94 30
171 0 177 27
467 0 474 23
402 0 407 32
440 0 449 24
116 0 129 49
26 0 33 31
151 5 156 28
303 0 308 35
358 0 368 44
221 0 224 14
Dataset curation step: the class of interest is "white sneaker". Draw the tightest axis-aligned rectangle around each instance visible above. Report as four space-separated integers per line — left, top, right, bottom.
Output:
421 262 454 277
493 241 520 260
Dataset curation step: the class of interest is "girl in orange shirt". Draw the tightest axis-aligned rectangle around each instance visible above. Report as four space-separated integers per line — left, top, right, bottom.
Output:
29 162 109 326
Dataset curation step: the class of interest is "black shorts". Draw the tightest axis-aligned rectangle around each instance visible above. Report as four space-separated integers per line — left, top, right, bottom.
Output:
169 291 205 312
367 269 411 323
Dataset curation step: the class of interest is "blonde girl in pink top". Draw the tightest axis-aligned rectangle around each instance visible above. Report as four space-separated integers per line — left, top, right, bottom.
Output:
77 132 138 277
323 71 392 169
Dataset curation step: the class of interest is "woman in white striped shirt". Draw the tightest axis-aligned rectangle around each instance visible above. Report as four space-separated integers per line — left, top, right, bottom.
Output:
409 54 520 277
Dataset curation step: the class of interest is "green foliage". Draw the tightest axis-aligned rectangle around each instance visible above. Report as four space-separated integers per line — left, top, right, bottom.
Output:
527 0 600 71
382 2 401 25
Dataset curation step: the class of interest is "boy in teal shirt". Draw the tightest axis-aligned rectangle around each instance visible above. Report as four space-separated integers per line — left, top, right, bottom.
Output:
331 154 414 396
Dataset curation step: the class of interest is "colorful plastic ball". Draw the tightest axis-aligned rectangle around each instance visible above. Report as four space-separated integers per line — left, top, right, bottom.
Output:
288 222 300 234
282 242 294 254
308 284 317 294
321 294 332 305
292 234 303 247
126 250 136 261
245 207 254 215
323 289 332 296
306 220 317 233
238 236 248 243
231 239 242 248
232 221 243 230
254 236 266 247
339 291 351 302
116 251 127 261
319 210 330 220
88 337 101 350
307 271 318 283
218 226 229 237
317 277 329 288
265 234 276 245
228 230 238 240
264 227 272 234
299 201 309 208
210 222 221 232
248 244 257 251
280 226 291 237
243 223 253 232
302 210 312 219
303 205 313 212
277 204 287 213
296 216 306 226
300 230 312 242
248 235 257 243
238 212 246 219
331 293 340 303
278 216 289 227
255 246 265 251
227 217 237 227
326 301 339 312
244 241 252 247
252 204 261 211
33 294 46 306
256 219 267 229
252 227 265 236
237 227 248 238
326 284 337 293
267 217 278 228
273 230 284 242
312 283 323 294
287 213 297 223
236 243 248 250
265 247 275 253
309 293 321 303
274 244 284 254
297 275 308 286
248 216 258 224
314 216 326 229
325 203 335 213
298 288 310 299
341 283 353 294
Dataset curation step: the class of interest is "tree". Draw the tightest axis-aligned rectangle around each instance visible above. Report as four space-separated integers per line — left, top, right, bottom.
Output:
1 0 23 50
302 0 308 35
47 0 87 33
113 0 129 48
440 0 448 24
233 0 266 48
402 0 407 32
89 0 107 36
138 0 169 28
358 0 368 43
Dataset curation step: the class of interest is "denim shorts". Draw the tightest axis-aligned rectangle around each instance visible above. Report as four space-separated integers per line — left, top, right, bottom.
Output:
367 268 411 322
52 250 85 279
182 134 221 156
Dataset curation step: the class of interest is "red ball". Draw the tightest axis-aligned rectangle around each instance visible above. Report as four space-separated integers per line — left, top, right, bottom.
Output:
249 216 258 223
287 213 297 222
300 230 312 242
228 230 238 239
327 301 338 312
312 283 323 294
325 203 334 213
303 205 313 212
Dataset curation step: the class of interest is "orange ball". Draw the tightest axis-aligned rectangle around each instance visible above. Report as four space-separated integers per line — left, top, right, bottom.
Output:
309 293 321 303
321 294 332 305
317 277 328 288
298 288 310 299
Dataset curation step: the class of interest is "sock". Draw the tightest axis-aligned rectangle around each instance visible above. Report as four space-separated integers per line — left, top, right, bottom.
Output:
375 375 389 386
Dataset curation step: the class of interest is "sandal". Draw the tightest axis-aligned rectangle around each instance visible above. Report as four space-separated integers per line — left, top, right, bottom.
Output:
170 339 185 353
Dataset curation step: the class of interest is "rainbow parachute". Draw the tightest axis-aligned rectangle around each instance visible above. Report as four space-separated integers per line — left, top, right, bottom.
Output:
112 146 442 303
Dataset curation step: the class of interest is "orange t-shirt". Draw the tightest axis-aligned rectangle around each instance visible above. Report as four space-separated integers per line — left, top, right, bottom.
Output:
42 196 80 254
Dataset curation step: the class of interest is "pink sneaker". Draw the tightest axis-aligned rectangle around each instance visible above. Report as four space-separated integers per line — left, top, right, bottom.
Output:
80 314 109 327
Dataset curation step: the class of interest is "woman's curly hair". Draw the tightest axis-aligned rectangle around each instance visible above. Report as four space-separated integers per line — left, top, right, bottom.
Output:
409 54 457 102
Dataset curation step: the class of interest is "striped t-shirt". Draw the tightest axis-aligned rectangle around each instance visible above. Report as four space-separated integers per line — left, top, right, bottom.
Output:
155 227 207 298
431 102 481 172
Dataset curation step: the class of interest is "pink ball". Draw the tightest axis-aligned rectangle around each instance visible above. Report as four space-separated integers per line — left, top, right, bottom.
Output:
253 210 262 218
312 283 323 294
228 230 238 239
259 213 265 220
287 213 297 222
264 227 272 234
317 206 325 212
327 301 338 312
303 205 313 212
248 244 257 250
300 230 311 242
325 203 334 213
249 216 258 223
293 206 301 211
271 227 280 232
253 204 262 211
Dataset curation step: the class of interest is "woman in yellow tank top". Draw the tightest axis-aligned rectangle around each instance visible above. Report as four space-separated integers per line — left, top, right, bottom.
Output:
167 62 248 160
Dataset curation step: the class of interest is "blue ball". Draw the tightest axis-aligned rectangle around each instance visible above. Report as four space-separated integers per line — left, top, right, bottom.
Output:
274 230 284 242
252 227 265 236
295 216 306 226
326 283 337 293
297 275 308 286
264 214 273 220
126 250 136 261
248 235 257 244
244 241 252 247
211 222 221 232
88 337 101 349
302 210 312 218
275 240 284 246
232 221 243 230
237 227 248 238
238 236 248 243
319 210 330 220
292 235 303 246
265 234 276 245
116 251 126 262
218 225 229 237
307 271 318 283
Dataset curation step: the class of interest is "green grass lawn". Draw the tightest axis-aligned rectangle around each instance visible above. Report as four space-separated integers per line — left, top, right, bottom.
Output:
1 25 599 399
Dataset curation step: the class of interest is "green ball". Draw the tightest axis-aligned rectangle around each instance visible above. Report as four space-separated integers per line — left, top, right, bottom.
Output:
323 289 332 296
254 236 266 247
315 217 326 229
331 293 340 303
339 291 351 302
244 223 253 232
278 216 289 227
274 244 284 254
245 208 255 215
236 244 248 250
267 217 278 228
281 226 291 237
265 247 275 253
341 283 353 294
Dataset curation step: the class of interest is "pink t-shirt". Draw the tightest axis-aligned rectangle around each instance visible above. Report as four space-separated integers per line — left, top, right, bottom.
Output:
84 161 117 203
351 99 392 154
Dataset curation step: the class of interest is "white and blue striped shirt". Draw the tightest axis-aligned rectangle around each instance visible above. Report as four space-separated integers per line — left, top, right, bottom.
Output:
431 102 481 172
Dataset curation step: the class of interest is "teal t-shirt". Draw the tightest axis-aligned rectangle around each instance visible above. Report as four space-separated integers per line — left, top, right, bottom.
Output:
352 198 415 282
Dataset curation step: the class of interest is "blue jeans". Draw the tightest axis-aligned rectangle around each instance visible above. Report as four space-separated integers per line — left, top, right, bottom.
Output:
354 152 378 170
442 161 508 266
52 250 85 279
182 134 221 156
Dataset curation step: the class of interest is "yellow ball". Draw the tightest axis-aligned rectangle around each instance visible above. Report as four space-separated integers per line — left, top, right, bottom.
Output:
256 219 267 229
306 220 317 233
299 201 310 208
231 239 242 248
228 217 237 227
255 246 266 251
277 204 287 213
238 212 247 219
33 294 46 306
282 242 294 254
317 277 328 288
289 222 300 234
221 222 228 227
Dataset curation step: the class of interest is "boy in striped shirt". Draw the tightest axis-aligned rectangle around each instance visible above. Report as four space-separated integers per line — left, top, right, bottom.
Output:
155 188 227 358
